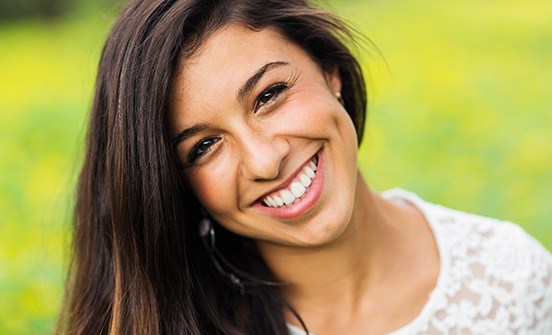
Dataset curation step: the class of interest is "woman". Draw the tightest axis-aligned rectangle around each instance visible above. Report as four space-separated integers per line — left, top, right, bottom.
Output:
57 0 552 334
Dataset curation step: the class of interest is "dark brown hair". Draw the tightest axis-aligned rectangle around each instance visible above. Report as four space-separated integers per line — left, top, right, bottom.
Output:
57 0 367 334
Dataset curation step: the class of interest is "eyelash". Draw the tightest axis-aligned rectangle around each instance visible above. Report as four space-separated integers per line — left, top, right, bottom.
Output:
187 137 221 165
185 82 290 166
253 82 289 112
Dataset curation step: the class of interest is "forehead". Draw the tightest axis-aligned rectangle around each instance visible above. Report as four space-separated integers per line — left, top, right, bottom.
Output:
170 24 309 113
181 23 294 81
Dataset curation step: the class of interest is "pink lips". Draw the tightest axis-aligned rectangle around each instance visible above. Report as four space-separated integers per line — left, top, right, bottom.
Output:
253 150 324 220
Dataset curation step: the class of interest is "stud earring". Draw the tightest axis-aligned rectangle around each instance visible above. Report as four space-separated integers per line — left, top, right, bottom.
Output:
335 91 344 105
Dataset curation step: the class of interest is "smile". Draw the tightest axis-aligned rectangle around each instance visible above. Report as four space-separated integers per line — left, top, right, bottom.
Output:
254 150 324 220
262 157 318 208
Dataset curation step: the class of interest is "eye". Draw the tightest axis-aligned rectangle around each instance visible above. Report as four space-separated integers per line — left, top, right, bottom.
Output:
254 83 288 112
187 137 221 164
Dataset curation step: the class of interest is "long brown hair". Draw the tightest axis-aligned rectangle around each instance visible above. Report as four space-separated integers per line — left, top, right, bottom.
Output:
57 0 367 334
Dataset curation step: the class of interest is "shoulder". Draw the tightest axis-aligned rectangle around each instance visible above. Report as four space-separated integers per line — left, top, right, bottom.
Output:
419 193 551 280
432 201 552 332
427 197 552 284
383 189 552 333
383 189 552 276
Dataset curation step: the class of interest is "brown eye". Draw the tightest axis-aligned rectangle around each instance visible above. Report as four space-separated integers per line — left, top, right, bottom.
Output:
188 137 221 163
254 83 288 111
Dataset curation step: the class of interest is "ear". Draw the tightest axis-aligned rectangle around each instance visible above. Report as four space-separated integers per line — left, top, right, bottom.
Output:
324 66 342 94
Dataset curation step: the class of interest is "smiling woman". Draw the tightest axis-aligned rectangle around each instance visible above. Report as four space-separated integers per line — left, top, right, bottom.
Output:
56 0 552 334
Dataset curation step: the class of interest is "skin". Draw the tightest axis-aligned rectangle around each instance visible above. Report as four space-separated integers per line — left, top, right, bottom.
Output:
170 24 439 334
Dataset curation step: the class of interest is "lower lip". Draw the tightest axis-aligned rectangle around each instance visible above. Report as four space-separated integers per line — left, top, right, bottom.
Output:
253 150 325 220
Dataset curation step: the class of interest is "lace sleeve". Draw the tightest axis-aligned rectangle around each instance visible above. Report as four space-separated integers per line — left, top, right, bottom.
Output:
396 200 552 335
457 219 552 334
522 232 552 333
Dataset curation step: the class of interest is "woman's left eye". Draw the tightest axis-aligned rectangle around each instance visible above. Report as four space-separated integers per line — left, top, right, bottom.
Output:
254 83 288 112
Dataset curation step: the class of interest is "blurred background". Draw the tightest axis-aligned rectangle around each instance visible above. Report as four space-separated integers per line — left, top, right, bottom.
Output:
0 0 550 333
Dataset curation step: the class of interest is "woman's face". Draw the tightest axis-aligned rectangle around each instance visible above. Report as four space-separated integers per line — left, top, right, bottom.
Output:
170 24 359 248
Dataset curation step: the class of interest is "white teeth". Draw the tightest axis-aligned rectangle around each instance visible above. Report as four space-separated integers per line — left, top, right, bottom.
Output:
299 174 311 187
290 182 306 198
304 166 315 179
273 195 284 206
281 190 295 205
261 155 319 208
266 196 276 207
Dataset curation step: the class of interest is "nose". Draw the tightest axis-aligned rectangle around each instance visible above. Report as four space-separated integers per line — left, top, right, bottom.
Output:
238 128 290 181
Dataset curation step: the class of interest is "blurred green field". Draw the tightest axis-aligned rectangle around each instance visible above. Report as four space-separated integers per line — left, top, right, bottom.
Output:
1 0 551 333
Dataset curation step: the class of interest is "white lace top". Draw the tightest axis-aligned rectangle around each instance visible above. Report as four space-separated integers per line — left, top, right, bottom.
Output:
288 189 552 334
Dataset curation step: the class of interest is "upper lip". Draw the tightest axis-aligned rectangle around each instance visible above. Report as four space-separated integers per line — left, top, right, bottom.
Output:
254 151 319 204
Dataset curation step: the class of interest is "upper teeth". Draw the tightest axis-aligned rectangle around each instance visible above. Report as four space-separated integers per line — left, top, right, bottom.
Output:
262 158 318 208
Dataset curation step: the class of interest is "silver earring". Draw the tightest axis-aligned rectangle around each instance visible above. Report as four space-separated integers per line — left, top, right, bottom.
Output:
199 217 215 248
335 91 344 105
198 216 287 293
199 216 244 292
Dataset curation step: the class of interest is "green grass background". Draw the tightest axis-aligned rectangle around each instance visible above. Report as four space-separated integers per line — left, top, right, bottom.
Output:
1 0 550 333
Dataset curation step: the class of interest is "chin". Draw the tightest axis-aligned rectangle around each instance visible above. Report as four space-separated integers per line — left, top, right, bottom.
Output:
293 176 358 248
292 207 353 247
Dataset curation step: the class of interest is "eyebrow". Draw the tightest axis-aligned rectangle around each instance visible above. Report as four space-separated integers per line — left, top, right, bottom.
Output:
171 123 208 148
237 61 289 102
171 61 289 147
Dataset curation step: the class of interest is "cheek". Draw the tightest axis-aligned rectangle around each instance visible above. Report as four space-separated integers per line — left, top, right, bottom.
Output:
292 96 357 146
185 162 236 214
279 92 341 132
286 76 355 139
335 109 359 152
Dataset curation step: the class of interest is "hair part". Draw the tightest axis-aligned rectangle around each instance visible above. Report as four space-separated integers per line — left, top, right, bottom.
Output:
57 0 367 334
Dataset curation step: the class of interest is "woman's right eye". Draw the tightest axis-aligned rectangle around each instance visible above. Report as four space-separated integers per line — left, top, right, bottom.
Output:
187 137 221 164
